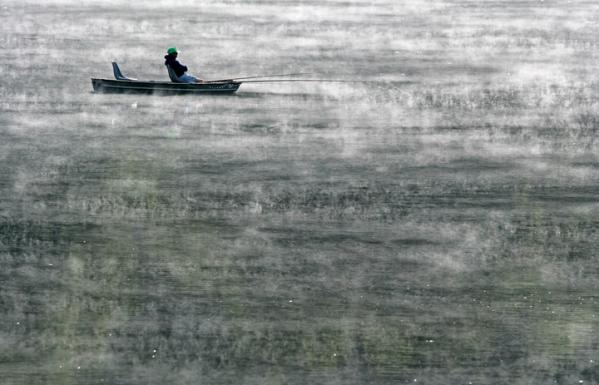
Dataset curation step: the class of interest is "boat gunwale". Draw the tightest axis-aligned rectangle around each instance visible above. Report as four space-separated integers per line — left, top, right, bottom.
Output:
91 78 241 93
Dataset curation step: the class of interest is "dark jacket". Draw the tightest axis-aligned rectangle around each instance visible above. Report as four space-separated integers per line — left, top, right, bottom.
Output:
164 54 188 77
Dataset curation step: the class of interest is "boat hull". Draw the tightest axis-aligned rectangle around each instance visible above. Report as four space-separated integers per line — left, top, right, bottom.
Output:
91 78 240 94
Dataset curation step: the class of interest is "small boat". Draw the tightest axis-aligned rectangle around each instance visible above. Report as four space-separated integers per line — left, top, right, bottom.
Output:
91 62 240 95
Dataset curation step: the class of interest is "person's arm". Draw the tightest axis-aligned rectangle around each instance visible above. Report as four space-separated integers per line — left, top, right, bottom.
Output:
172 60 187 74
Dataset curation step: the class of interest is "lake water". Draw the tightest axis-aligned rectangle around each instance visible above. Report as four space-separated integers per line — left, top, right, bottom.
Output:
2 1 599 384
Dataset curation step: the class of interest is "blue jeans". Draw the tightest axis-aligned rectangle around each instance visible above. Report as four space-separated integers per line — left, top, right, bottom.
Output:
177 73 198 83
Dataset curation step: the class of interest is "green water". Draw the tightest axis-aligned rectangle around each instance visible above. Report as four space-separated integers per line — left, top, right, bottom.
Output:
1 1 599 384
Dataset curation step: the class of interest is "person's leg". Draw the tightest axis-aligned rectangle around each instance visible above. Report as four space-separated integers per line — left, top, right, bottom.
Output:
189 74 204 83
177 74 203 83
185 73 204 83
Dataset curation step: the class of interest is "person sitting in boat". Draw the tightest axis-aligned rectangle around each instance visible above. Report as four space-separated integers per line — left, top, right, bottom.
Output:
164 47 203 83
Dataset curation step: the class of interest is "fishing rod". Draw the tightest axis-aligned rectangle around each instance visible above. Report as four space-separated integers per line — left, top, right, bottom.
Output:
203 78 414 85
236 79 416 85
206 72 313 83
237 79 360 83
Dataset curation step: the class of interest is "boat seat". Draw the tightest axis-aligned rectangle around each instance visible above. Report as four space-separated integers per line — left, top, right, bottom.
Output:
112 62 136 81
166 65 183 83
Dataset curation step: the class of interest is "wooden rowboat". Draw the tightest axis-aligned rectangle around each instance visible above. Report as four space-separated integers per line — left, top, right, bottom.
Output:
91 62 240 95
91 78 240 94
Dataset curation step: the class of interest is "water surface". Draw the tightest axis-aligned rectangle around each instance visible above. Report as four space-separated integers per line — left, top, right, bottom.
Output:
2 1 599 384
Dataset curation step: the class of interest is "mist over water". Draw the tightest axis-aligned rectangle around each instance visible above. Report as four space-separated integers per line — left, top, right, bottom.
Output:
2 1 599 384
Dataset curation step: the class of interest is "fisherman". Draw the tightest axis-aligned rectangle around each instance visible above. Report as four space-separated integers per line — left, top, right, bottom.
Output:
164 47 203 83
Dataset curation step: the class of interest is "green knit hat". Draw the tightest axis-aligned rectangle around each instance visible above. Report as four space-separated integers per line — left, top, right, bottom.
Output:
167 47 178 55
